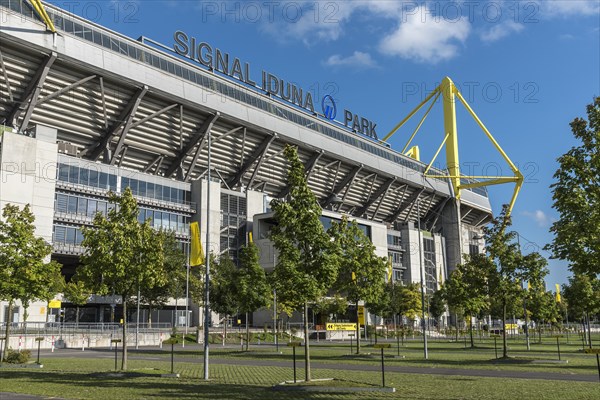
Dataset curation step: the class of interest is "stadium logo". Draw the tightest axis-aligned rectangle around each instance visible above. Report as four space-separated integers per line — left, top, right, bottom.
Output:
321 95 337 120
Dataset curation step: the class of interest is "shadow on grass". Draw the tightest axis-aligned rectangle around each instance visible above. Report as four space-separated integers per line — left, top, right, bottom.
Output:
0 370 337 400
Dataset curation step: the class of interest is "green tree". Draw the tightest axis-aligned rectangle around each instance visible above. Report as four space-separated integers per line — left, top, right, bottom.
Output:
522 252 553 343
483 206 526 358
429 288 446 331
547 97 600 276
209 253 239 340
562 274 600 347
442 255 491 348
77 188 165 370
63 279 91 327
140 230 187 327
389 283 422 330
238 241 271 350
270 145 338 381
329 216 387 353
0 204 63 358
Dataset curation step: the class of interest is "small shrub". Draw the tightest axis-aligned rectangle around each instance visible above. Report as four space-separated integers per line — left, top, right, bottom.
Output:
4 349 31 364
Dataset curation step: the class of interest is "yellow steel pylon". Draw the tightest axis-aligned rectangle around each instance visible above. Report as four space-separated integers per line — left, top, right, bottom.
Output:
383 76 523 216
29 0 56 33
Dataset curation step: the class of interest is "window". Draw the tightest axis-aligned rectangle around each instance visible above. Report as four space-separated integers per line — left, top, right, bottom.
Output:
68 165 79 184
77 197 87 215
67 196 77 213
55 194 68 213
58 164 69 182
87 200 97 217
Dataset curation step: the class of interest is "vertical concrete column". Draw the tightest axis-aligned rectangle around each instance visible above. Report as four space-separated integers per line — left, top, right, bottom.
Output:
440 199 463 275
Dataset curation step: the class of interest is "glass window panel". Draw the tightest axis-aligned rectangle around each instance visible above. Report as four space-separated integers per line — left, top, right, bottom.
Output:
68 165 79 184
87 200 97 217
75 229 84 245
53 226 66 243
97 201 107 216
89 168 99 187
56 194 68 213
66 227 76 244
137 208 145 223
138 180 147 197
162 185 170 202
77 197 87 215
67 196 77 213
153 211 161 228
109 174 117 191
79 168 89 186
99 172 108 189
147 182 155 198
58 164 69 181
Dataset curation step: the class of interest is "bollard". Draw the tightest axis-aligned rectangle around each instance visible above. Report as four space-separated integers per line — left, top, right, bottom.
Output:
111 339 121 371
18 336 22 352
159 333 163 349
51 335 55 353
82 334 85 351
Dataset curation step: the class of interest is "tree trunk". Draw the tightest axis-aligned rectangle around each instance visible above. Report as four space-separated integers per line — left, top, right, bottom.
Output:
148 305 153 329
469 315 475 348
245 312 250 351
502 302 508 358
355 303 361 354
122 299 128 370
586 313 592 348
303 302 311 382
455 313 459 342
3 300 13 359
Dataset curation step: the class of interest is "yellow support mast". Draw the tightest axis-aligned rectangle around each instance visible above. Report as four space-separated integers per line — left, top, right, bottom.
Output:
384 76 523 216
29 0 56 33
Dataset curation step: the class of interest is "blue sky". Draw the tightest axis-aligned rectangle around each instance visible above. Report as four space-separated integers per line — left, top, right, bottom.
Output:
47 0 599 287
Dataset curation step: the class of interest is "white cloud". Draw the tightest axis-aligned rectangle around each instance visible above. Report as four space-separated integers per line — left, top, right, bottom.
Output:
481 20 525 42
378 5 471 63
522 210 553 227
324 51 377 69
259 1 403 45
541 0 600 17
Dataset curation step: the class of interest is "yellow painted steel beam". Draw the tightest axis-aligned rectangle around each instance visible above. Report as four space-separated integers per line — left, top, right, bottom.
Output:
386 76 523 217
401 91 441 153
441 77 461 199
455 91 520 175
383 86 440 142
29 0 56 33
423 132 450 176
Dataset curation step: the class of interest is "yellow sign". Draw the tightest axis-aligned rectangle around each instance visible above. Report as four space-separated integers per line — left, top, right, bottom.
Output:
48 300 61 309
358 306 365 325
326 323 357 331
190 221 205 267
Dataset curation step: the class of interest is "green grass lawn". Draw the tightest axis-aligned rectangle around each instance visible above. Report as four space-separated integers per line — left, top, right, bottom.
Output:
128 335 600 376
1 357 599 400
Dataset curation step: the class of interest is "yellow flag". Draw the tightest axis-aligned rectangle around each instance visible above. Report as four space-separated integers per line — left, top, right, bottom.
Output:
527 281 531 291
190 221 204 266
351 272 356 283
249 232 254 244
555 284 561 303
387 256 393 282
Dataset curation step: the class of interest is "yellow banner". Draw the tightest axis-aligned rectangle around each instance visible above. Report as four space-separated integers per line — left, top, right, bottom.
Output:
555 284 561 303
387 256 393 282
358 306 365 325
190 221 204 267
48 300 61 309
326 323 357 331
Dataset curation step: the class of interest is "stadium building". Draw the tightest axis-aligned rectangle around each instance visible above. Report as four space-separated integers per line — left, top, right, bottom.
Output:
0 1 493 328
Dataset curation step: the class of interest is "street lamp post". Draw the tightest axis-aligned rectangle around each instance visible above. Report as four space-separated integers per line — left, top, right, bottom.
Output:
417 198 428 360
203 119 212 380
